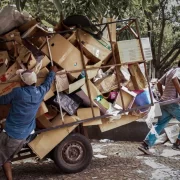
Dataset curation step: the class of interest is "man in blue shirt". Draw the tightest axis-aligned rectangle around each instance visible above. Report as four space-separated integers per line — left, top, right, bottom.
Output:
0 66 57 180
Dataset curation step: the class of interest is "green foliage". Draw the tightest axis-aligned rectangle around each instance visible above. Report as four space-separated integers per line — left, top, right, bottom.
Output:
0 0 180 76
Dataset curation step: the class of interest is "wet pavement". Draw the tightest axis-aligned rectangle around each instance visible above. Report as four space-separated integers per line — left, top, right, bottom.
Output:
0 141 180 180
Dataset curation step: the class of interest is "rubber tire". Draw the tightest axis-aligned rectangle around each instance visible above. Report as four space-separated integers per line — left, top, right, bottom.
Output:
53 133 93 173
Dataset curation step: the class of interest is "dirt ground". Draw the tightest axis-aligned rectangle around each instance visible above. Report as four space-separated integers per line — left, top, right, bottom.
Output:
0 141 180 180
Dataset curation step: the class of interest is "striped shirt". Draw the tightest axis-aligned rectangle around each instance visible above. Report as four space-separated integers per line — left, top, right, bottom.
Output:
159 68 180 101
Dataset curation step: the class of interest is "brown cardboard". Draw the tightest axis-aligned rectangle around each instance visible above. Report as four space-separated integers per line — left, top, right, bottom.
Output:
36 114 53 129
18 19 39 33
51 113 67 126
41 34 88 78
129 63 148 90
67 32 77 45
86 61 102 79
77 107 102 126
77 29 112 63
99 115 139 132
67 78 85 94
36 68 55 101
27 53 37 70
29 115 78 159
81 81 110 113
36 102 48 118
3 29 22 50
113 87 136 110
0 76 20 96
41 55 50 68
94 73 118 93
102 18 116 42
56 70 69 92
22 24 48 48
0 51 9 76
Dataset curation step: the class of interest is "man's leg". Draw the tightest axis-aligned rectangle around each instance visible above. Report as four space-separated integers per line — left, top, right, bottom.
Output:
2 161 12 180
138 106 172 154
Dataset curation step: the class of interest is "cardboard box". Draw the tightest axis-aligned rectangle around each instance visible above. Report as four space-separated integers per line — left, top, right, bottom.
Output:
77 29 112 63
36 102 48 118
99 115 139 132
3 29 22 50
22 24 48 48
94 73 118 94
29 115 78 159
36 114 53 129
41 34 88 78
129 63 148 90
0 51 9 76
117 39 144 64
77 107 102 126
80 80 110 113
113 86 136 110
41 55 50 68
102 18 116 42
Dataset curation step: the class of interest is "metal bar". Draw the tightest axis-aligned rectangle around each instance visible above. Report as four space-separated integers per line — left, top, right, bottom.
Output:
107 24 125 110
116 20 135 36
76 28 95 118
134 19 154 105
33 96 180 135
46 36 65 123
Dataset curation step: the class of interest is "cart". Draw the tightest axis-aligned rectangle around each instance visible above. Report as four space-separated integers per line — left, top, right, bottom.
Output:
1 18 157 173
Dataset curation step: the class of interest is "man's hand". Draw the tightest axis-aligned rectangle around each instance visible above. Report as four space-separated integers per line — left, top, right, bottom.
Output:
50 66 58 73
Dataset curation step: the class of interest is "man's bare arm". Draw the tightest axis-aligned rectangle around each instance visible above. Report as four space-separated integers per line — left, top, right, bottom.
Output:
157 81 163 96
172 77 180 95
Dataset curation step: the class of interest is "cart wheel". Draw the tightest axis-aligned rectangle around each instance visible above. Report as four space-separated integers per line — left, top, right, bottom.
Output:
53 133 93 173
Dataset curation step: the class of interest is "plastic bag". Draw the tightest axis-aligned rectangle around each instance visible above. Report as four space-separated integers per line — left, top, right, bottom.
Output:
0 5 30 35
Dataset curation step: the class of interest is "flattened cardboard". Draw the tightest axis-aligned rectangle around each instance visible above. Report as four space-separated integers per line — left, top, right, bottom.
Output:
41 34 88 78
27 53 37 70
86 61 102 79
77 107 102 126
56 70 69 92
117 39 143 64
129 63 148 90
99 115 139 132
36 102 48 118
68 78 85 94
78 29 112 63
29 115 78 159
113 87 136 110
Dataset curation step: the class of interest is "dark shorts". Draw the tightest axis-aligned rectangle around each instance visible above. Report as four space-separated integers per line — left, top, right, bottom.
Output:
0 132 26 166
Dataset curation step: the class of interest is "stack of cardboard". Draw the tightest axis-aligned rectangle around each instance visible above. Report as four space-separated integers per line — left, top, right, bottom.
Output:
0 17 152 158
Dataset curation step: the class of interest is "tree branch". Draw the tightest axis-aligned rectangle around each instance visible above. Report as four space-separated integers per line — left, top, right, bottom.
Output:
160 49 180 71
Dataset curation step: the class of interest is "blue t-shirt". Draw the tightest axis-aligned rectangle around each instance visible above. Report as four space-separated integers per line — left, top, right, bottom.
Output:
0 71 55 140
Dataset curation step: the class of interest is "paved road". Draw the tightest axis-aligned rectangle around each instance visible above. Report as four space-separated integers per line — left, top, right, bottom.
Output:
0 141 180 180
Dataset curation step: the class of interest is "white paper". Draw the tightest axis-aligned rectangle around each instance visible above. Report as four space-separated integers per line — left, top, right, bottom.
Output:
141 38 153 61
165 124 180 143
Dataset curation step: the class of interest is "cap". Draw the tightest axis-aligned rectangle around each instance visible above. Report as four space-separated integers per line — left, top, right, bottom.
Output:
17 69 37 85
